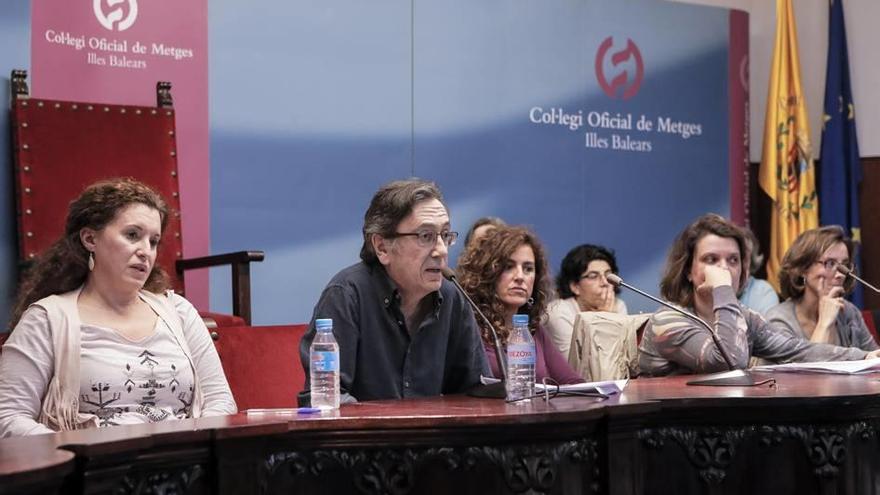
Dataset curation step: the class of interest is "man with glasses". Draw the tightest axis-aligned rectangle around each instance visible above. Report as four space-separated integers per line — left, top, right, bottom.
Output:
298 179 488 405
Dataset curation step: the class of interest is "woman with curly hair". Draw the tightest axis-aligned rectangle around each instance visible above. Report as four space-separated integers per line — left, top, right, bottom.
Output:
457 226 583 384
0 178 235 437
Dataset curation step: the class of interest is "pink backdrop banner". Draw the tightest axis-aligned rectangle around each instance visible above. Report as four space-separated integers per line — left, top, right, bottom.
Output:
30 0 210 309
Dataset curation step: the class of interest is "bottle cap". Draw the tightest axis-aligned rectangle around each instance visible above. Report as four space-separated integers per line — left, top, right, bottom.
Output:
512 314 529 326
315 318 333 331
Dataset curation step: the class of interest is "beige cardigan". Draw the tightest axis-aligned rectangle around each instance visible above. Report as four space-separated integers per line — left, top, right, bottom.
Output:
36 288 209 431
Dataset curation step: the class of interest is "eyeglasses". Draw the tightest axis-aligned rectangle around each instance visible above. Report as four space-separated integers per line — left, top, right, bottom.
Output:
392 230 459 247
816 258 854 273
504 377 612 404
580 271 613 281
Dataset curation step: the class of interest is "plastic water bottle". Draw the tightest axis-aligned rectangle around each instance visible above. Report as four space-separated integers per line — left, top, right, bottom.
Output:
506 314 535 402
309 318 340 410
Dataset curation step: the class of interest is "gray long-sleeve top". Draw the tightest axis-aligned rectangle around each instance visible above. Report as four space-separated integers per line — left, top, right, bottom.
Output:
639 286 869 376
766 298 879 351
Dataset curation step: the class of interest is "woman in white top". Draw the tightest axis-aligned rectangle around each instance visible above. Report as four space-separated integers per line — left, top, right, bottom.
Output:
0 178 236 437
544 244 627 357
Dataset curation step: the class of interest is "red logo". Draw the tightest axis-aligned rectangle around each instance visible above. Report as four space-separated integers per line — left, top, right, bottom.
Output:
595 37 644 100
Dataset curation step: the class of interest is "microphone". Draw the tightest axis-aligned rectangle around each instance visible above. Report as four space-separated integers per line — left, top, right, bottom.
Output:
442 267 507 399
605 273 762 387
837 264 880 294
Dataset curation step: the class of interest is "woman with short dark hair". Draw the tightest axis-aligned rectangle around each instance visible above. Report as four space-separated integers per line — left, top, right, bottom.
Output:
638 214 875 377
544 244 627 357
766 226 877 350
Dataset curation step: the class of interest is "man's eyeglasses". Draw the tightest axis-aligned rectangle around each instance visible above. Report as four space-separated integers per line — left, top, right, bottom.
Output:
580 271 613 281
392 230 459 247
816 258 854 273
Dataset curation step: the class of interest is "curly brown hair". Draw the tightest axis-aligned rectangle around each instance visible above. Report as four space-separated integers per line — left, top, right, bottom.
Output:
10 178 171 328
457 226 550 343
779 225 855 300
659 214 751 308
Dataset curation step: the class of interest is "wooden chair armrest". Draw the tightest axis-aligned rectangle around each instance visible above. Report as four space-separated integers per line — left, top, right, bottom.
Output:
176 251 265 324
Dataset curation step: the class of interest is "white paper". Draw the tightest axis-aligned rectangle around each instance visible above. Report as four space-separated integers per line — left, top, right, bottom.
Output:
536 379 628 396
752 357 880 375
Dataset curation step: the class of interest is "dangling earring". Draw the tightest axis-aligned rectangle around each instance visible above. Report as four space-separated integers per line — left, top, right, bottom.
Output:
527 297 535 307
88 252 95 271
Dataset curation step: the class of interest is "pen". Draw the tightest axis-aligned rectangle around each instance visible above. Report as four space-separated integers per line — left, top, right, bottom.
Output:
245 408 323 415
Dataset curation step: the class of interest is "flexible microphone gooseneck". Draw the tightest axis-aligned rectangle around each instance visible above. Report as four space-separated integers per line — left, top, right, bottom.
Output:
605 273 762 387
441 267 507 398
837 264 880 294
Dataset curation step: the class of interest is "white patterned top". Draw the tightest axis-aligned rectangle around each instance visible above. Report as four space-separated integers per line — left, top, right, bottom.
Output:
79 318 195 426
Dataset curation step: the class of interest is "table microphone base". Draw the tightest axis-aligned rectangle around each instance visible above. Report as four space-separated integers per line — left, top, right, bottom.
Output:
468 382 507 399
687 369 767 387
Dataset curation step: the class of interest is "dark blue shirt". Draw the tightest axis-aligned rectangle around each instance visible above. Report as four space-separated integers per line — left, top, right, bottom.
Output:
298 262 488 404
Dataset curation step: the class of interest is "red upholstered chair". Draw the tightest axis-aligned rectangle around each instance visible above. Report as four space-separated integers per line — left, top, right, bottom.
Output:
862 310 880 346
8 69 263 326
210 324 308 410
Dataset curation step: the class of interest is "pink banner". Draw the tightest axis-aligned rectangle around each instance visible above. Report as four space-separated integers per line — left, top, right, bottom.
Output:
30 0 210 309
728 9 749 227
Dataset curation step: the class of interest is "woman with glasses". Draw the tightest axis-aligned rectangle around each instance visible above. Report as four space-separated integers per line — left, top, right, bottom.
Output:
543 244 627 357
457 226 583 384
639 214 876 377
766 226 878 351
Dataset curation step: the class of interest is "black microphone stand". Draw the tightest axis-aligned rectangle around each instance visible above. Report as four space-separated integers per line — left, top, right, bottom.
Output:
607 274 762 387
838 265 880 294
442 268 507 398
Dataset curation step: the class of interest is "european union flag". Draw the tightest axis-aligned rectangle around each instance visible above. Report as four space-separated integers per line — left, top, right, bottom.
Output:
819 0 863 306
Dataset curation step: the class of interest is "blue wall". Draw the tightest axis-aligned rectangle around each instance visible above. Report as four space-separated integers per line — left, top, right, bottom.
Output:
0 1 31 328
209 0 733 324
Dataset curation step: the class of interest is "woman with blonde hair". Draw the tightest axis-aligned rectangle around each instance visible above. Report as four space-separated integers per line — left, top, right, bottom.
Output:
766 226 877 350
0 178 235 437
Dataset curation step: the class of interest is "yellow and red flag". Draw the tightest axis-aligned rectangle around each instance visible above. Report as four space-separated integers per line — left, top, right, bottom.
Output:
759 0 819 292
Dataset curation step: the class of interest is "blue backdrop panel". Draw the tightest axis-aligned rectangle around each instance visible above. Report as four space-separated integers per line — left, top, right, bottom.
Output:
413 0 730 314
0 1 31 328
210 0 732 323
209 1 412 323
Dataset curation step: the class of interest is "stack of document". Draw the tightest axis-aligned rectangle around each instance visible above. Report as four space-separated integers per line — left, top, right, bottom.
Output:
752 357 880 374
535 379 627 396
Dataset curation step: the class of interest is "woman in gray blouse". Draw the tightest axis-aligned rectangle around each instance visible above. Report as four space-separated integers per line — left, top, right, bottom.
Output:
639 215 877 377
766 226 878 351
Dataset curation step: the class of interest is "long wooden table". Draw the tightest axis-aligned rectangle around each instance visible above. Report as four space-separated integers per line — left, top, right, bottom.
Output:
4 373 880 494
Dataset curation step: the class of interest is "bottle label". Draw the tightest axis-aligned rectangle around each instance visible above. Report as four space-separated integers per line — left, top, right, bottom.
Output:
507 344 536 366
311 351 339 372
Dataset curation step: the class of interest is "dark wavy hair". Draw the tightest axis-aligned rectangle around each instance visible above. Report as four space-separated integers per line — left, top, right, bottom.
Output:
659 214 751 308
779 225 855 300
10 178 171 327
360 179 444 266
457 226 550 343
555 244 621 299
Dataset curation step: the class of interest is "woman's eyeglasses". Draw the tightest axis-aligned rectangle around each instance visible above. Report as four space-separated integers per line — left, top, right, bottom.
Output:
580 271 613 282
504 377 611 403
816 258 854 273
